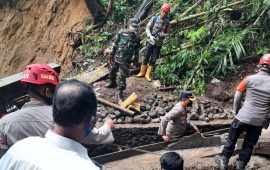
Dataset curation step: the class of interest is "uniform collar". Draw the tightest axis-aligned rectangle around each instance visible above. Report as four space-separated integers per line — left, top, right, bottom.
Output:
21 98 49 109
45 130 89 159
258 71 270 76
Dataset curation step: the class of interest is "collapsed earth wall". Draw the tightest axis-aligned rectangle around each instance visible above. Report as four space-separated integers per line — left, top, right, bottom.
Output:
0 0 90 78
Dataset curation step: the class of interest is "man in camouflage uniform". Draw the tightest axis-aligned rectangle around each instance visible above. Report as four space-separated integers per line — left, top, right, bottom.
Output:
105 18 140 100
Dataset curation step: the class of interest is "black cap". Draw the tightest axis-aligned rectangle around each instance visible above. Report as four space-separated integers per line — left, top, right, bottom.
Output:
179 91 196 101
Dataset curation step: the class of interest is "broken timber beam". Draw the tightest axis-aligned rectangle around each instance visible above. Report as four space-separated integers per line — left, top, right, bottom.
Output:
97 97 135 116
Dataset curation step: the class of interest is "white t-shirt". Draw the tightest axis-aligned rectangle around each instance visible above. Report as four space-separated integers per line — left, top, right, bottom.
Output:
0 130 100 170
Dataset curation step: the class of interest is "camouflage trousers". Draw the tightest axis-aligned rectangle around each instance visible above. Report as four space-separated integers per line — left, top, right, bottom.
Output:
109 62 129 90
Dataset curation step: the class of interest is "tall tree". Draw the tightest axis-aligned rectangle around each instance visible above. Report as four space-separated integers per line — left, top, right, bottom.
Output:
85 0 106 26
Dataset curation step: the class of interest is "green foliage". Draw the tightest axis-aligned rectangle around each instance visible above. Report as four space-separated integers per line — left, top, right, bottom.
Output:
79 30 112 58
256 47 270 56
80 0 270 95
1 0 13 7
154 0 270 94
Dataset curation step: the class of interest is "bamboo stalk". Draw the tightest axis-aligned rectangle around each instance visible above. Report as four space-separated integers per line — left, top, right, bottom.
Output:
180 0 205 17
170 0 245 25
253 4 270 26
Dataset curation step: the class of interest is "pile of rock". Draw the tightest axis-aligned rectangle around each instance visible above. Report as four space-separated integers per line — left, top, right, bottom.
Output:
96 94 233 124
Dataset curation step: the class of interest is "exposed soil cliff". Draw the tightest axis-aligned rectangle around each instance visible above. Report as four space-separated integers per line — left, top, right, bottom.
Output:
0 0 90 77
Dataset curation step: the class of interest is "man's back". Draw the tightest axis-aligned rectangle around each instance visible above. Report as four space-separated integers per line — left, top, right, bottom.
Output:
0 130 99 170
236 72 270 126
0 99 53 146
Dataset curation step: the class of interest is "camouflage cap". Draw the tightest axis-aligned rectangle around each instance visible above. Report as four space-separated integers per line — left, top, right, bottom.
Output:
128 18 138 28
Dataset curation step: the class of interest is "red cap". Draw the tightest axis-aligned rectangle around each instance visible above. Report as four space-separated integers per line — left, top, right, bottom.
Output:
21 64 59 86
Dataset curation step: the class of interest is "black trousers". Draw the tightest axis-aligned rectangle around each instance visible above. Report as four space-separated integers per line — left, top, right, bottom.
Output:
143 42 162 66
222 118 262 166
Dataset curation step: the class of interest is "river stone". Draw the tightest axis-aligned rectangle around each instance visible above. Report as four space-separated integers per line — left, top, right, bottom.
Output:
109 114 116 119
117 119 124 124
213 114 220 120
145 116 151 123
155 107 165 116
163 96 170 103
190 112 199 120
133 115 141 122
204 117 210 122
158 100 164 107
125 116 133 123
146 104 152 111
140 103 147 112
97 112 105 118
164 106 171 112
114 110 122 118
148 111 158 118
157 95 163 100
208 113 214 120
140 113 148 119
219 113 228 119
199 114 205 121
148 98 154 105
151 118 160 123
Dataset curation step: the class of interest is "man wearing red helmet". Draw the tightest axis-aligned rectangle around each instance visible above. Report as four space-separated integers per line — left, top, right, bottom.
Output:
0 64 114 149
215 54 270 170
136 3 171 81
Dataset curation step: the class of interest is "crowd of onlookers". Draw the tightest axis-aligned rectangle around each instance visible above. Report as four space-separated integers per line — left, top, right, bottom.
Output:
0 63 184 170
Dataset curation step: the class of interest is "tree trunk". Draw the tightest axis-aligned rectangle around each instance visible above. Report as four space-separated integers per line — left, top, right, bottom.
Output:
84 0 106 25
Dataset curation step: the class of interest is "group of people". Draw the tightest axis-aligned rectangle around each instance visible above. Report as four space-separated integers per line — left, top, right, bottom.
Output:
105 3 171 101
0 63 185 170
0 1 270 169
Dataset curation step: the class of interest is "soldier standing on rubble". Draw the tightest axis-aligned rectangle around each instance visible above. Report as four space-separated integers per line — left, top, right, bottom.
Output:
214 54 270 170
0 64 115 149
105 18 140 101
158 91 200 141
136 3 171 82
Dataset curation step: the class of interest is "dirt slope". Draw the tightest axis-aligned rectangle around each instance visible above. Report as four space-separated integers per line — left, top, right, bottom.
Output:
0 0 90 78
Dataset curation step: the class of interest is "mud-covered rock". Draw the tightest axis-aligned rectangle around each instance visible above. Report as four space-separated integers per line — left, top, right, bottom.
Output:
151 118 160 123
148 111 158 118
190 112 199 120
124 116 133 123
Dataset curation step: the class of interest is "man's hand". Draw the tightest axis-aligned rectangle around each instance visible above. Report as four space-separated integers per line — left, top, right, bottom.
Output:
194 126 200 133
149 35 157 44
162 135 171 141
104 118 115 130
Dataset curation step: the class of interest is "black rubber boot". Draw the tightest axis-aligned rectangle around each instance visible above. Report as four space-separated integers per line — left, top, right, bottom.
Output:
118 90 124 101
214 155 229 170
235 160 246 170
105 81 117 88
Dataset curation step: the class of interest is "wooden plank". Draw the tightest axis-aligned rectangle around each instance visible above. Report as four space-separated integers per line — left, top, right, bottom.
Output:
93 139 179 164
237 136 270 156
72 63 109 84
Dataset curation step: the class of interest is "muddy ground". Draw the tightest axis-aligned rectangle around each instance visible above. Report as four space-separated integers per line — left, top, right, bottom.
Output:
103 147 270 170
